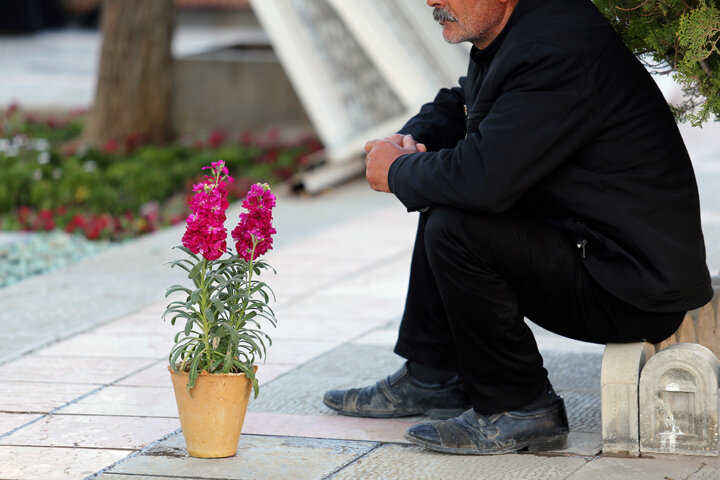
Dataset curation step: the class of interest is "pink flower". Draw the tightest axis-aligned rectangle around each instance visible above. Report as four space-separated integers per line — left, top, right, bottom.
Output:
182 161 233 261
232 183 277 261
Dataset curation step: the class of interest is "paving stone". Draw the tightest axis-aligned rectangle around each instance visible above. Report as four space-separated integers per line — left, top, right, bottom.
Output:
0 414 179 449
545 351 602 393
565 455 705 480
640 343 720 456
0 413 42 436
272 316 382 343
108 433 377 480
0 381 96 413
262 339 339 365
35 333 171 359
352 328 399 346
59 385 177 417
688 460 720 479
0 355 156 385
242 411 417 443
560 391 602 434
115 361 174 387
330 444 588 480
96 475 200 480
248 344 404 416
0 445 129 480
560 431 602 456
601 342 655 456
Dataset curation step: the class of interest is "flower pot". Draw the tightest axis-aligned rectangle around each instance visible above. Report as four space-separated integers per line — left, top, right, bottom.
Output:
168 366 255 458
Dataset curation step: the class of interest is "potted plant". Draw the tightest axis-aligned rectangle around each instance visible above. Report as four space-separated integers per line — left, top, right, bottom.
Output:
163 160 277 458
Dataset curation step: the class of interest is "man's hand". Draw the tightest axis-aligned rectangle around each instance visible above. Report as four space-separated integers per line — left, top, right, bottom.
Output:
365 134 427 192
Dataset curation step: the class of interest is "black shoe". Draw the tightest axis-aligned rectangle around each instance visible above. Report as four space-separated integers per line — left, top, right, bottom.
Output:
322 363 471 419
403 398 569 455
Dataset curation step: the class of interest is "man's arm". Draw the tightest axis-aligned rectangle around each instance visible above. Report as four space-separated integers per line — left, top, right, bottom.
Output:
388 43 600 212
365 134 426 192
396 79 467 152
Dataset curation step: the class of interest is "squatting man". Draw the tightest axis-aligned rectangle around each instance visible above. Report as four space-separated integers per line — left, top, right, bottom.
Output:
322 0 711 455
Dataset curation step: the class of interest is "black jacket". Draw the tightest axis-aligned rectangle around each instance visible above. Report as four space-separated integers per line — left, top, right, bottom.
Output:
389 0 712 312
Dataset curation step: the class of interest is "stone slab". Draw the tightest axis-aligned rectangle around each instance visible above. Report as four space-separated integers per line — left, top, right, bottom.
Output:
115 362 175 387
109 434 377 480
248 343 405 416
0 413 42 437
262 339 340 365
0 414 179 449
0 355 155 385
0 445 129 480
242 411 417 443
58 386 177 417
352 328 399 346
565 455 705 480
561 391 602 434
689 460 720 479
0 381 96 413
331 444 588 480
35 333 171 359
97 475 199 480
560 431 602 456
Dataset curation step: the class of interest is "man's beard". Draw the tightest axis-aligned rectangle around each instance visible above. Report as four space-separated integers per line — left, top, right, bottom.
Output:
432 7 457 23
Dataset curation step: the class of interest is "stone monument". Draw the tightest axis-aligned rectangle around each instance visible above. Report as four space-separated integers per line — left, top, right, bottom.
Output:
639 343 720 456
249 0 468 164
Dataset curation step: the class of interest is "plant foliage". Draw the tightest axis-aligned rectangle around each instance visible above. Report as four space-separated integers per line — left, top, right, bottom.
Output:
594 0 720 125
163 246 276 397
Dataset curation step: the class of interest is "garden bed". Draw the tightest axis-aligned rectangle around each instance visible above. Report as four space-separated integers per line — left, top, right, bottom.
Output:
0 104 321 241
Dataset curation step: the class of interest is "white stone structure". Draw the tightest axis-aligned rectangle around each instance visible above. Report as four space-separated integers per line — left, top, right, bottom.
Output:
601 342 655 456
249 0 468 164
639 343 720 456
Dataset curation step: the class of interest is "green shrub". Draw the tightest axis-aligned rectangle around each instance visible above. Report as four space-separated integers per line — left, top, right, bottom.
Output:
594 0 720 125
0 109 322 239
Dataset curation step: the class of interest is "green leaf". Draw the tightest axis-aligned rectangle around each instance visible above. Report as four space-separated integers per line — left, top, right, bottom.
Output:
188 260 204 282
188 288 201 306
174 245 200 261
184 317 194 336
165 284 192 297
187 348 204 393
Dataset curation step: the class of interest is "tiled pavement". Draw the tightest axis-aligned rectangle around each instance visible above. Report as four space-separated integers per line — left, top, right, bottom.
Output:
3 178 720 479
3 28 720 480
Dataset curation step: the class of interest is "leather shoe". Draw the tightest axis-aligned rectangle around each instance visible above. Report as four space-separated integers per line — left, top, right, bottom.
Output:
322 363 471 419
404 398 569 454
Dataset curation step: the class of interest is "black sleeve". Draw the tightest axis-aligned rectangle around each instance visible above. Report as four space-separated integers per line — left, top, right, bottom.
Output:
396 78 467 152
388 43 600 213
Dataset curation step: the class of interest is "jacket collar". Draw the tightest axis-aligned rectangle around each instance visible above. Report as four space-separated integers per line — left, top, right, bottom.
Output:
469 0 537 63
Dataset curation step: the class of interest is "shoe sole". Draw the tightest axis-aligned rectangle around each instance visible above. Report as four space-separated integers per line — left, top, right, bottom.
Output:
403 431 569 455
323 399 467 420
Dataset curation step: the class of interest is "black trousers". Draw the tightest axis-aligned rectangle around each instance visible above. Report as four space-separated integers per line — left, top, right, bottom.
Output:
393 208 685 414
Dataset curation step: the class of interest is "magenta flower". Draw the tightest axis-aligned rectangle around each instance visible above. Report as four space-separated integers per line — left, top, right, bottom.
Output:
232 183 277 261
182 161 232 260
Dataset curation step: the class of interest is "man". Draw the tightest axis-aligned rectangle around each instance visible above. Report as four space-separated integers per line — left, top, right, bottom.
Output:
323 0 712 455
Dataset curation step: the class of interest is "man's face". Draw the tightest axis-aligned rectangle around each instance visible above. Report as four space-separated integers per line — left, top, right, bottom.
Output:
426 0 507 47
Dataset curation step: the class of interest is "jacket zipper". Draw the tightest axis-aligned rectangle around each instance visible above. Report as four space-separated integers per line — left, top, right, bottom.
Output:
577 239 587 259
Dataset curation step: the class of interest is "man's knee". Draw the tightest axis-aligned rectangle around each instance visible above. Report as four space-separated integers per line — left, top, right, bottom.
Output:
423 207 467 255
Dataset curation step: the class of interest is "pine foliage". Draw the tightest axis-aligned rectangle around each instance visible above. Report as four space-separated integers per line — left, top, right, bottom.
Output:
594 0 720 125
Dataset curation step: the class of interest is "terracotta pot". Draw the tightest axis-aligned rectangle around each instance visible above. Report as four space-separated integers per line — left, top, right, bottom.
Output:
168 366 255 458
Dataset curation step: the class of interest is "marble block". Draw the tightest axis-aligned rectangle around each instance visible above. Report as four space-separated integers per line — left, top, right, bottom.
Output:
639 343 720 456
601 342 655 456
